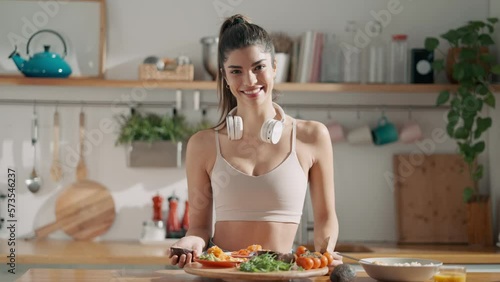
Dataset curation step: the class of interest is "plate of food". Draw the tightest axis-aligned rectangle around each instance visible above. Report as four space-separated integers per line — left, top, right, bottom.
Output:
193 246 247 268
186 245 329 280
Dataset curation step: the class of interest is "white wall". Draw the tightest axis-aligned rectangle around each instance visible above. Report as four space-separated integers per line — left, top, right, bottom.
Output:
0 0 498 243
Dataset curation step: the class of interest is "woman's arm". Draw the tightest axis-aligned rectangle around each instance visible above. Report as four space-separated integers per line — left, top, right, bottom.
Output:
185 130 214 245
170 130 214 267
307 122 339 254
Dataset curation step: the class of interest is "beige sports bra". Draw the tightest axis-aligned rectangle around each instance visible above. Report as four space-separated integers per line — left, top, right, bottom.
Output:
211 120 308 224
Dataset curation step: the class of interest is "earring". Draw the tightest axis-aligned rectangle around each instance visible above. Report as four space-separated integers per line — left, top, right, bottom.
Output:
226 84 230 89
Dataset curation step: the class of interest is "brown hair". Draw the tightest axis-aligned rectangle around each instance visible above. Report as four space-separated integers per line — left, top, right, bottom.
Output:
214 14 277 129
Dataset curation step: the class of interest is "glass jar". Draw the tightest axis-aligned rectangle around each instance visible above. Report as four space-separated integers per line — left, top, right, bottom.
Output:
367 21 385 83
343 21 361 83
389 34 408 83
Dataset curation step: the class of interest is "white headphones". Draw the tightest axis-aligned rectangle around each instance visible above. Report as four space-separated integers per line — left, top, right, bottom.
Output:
226 102 286 144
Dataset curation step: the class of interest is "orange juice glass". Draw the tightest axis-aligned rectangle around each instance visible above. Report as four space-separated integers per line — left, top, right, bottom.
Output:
434 265 466 282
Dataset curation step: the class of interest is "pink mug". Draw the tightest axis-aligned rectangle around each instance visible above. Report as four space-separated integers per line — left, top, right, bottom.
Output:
399 121 423 143
326 122 345 143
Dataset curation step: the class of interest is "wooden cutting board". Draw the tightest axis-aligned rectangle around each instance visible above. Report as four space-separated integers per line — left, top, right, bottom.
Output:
54 179 115 240
183 263 328 280
394 154 473 243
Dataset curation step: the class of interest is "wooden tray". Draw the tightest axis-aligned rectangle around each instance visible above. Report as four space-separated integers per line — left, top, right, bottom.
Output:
184 262 328 281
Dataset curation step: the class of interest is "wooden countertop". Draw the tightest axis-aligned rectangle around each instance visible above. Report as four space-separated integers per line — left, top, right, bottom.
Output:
1 239 499 265
16 268 500 282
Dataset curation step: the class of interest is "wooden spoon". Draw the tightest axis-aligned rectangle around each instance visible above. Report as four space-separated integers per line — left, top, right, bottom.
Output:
50 110 63 181
76 111 87 181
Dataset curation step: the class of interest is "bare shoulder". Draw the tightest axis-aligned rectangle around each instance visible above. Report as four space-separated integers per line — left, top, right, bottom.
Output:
187 129 216 157
294 118 330 145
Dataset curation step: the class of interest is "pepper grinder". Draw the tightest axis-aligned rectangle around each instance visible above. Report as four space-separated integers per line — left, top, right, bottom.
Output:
140 193 165 243
166 193 182 238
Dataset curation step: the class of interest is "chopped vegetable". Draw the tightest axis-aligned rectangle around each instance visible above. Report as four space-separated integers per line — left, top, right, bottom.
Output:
239 253 298 272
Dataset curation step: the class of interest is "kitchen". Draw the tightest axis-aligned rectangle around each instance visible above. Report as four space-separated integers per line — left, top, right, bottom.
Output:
1 0 500 281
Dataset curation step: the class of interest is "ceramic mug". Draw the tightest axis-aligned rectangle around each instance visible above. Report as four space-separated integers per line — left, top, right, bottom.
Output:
347 125 373 145
371 116 398 145
326 122 345 143
399 121 423 143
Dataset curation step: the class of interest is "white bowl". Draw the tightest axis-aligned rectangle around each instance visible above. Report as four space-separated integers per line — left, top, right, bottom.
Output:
359 257 443 282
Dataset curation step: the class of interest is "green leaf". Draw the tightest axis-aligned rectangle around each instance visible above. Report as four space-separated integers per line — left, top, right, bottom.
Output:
473 164 484 182
459 48 477 61
479 53 495 64
487 24 494 33
484 93 496 108
476 84 489 95
447 110 460 124
479 34 495 45
446 123 455 137
471 64 486 77
487 17 499 24
432 60 445 72
463 187 475 203
454 127 469 139
492 65 500 75
425 37 439 51
462 32 477 45
474 117 492 138
473 141 485 154
436 90 450 106
441 30 459 46
453 63 465 81
463 115 475 131
451 97 461 109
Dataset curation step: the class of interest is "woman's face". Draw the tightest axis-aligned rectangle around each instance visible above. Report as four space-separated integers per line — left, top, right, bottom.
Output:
223 45 276 104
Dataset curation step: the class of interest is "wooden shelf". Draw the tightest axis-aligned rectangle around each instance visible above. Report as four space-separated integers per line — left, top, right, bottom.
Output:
0 76 499 93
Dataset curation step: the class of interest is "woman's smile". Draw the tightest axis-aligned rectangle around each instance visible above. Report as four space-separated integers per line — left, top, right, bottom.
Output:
240 86 264 98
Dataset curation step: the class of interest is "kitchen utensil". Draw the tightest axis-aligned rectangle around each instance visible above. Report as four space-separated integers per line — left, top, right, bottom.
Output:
395 154 471 243
166 194 182 238
50 109 63 181
335 252 372 264
347 125 373 145
359 257 442 282
200 36 218 80
8 29 72 78
25 107 42 193
76 111 87 181
371 115 398 145
27 111 115 240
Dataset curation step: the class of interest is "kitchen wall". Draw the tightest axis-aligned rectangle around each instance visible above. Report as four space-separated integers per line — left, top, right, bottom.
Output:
0 0 499 243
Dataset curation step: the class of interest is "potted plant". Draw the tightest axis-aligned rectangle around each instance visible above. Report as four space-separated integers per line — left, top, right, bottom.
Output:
425 18 500 245
116 108 210 168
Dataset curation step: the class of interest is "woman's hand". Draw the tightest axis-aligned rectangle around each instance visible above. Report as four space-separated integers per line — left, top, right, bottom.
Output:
168 236 205 268
330 252 343 266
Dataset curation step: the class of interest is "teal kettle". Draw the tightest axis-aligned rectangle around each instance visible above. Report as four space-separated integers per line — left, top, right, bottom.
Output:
8 29 72 78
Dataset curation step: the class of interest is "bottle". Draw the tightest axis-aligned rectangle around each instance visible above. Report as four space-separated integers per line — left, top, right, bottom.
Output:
389 34 408 83
367 21 385 83
343 21 361 83
152 193 163 222
166 194 181 238
320 33 343 82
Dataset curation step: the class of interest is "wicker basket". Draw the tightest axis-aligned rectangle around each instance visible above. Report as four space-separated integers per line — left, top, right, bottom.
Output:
138 61 194 81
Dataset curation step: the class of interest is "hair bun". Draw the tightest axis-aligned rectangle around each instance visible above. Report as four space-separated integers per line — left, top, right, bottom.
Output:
234 17 245 24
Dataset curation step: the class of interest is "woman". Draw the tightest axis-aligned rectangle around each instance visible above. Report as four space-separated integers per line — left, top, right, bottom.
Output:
169 14 342 267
